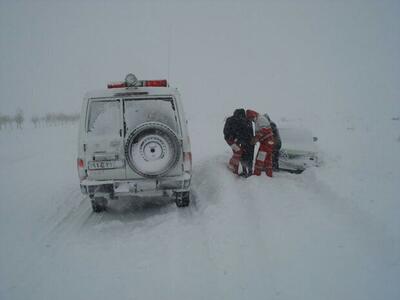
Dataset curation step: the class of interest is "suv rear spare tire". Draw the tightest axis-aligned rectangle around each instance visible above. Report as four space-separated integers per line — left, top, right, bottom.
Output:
125 122 180 177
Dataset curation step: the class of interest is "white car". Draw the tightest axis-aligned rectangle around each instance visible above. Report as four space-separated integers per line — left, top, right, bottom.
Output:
77 74 192 212
279 127 319 172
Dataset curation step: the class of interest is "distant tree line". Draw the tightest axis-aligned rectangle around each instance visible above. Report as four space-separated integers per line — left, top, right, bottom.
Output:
30 112 80 128
0 109 80 130
0 109 24 130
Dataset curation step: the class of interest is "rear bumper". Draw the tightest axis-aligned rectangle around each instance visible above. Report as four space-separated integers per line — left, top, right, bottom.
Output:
80 172 191 198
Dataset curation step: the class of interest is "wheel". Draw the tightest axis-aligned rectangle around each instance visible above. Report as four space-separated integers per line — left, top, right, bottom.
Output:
175 191 190 207
91 197 107 213
125 122 180 177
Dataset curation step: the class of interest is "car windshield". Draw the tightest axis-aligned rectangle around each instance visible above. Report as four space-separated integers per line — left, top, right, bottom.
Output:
87 100 120 135
124 98 178 133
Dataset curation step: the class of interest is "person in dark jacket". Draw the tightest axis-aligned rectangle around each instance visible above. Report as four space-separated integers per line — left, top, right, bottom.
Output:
224 109 254 177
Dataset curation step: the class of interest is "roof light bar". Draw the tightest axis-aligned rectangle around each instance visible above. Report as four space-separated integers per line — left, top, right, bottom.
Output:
144 80 168 87
107 82 127 89
107 74 169 89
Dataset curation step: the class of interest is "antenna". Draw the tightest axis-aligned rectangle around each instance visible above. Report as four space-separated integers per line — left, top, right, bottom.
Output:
167 24 172 83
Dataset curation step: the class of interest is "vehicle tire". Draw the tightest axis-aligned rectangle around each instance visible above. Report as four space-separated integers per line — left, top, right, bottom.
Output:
175 191 190 207
125 122 180 177
91 197 107 213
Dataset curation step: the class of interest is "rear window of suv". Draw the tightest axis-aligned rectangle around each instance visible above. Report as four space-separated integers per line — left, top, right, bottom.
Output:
87 100 121 135
124 98 178 133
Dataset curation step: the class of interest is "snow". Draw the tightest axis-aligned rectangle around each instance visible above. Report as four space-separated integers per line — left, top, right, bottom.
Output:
130 134 174 174
87 100 120 136
1 111 399 300
125 99 178 133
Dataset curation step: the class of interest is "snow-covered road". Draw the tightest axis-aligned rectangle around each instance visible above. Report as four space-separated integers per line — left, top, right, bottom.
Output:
1 115 400 300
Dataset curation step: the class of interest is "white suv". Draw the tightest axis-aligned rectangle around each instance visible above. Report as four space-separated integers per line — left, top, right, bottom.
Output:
77 74 192 212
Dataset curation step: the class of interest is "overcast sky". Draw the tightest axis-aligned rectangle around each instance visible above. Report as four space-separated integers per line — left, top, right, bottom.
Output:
0 0 399 120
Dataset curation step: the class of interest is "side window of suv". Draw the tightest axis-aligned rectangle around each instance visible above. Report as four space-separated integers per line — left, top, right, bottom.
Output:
87 100 121 135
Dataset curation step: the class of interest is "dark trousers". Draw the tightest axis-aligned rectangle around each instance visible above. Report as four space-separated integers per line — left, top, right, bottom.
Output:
272 140 282 170
241 144 254 174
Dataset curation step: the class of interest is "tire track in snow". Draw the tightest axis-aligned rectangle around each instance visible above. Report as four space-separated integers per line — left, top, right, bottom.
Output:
165 155 227 298
45 195 92 242
217 167 282 298
171 154 282 299
233 175 284 298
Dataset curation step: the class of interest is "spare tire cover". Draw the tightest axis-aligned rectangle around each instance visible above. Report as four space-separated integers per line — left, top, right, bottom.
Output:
125 122 180 177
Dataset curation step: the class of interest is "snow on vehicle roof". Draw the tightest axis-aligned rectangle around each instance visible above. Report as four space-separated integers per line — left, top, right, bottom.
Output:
84 86 179 99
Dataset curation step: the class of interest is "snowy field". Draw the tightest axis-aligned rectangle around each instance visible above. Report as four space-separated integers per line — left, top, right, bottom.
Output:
1 112 399 300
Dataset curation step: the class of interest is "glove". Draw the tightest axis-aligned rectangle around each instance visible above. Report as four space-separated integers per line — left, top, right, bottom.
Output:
230 143 241 152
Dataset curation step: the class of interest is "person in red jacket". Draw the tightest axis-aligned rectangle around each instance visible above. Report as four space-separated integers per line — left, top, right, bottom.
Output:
246 109 275 177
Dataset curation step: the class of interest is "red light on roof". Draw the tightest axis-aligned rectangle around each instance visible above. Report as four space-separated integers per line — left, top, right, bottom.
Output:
144 80 168 87
107 82 127 89
107 78 168 88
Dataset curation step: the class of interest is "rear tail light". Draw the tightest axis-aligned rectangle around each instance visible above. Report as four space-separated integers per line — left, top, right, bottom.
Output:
77 158 84 169
77 158 87 181
183 152 192 172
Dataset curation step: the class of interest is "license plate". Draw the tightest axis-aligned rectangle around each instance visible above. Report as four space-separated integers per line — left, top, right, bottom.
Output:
88 160 122 170
131 181 156 192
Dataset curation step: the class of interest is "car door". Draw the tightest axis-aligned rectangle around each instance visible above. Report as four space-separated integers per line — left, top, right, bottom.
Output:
123 97 183 179
85 98 126 180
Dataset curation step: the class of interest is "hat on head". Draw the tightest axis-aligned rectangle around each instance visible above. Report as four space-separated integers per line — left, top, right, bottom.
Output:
246 109 258 120
233 108 246 118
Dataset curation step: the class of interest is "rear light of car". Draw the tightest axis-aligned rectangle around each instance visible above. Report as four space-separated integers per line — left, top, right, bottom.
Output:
183 152 192 172
77 158 84 169
77 158 87 181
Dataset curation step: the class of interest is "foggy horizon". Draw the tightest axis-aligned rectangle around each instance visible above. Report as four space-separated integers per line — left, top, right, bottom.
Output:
1 0 399 120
